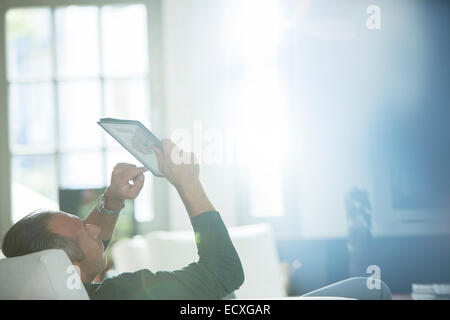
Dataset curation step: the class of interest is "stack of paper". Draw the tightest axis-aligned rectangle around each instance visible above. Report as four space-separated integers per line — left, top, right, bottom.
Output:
411 283 450 300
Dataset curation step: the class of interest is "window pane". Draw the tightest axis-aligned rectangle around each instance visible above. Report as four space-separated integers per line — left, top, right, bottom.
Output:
101 5 148 77
11 155 58 223
104 79 150 147
106 149 140 177
104 79 149 119
6 8 52 81
9 83 55 151
134 178 154 222
58 81 102 151
59 188 105 219
55 6 100 79
107 150 154 222
60 152 105 189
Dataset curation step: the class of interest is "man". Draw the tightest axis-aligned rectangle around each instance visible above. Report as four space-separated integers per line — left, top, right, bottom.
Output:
2 139 244 299
2 139 392 300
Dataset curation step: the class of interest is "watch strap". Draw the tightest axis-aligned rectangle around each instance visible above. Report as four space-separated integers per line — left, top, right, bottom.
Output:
97 193 123 215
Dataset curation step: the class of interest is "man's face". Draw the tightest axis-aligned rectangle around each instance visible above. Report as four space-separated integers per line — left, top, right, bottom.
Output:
48 212 106 282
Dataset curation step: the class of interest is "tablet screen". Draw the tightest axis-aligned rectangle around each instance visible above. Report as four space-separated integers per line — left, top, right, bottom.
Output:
98 118 164 177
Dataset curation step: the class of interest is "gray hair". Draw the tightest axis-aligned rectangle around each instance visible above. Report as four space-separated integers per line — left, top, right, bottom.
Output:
2 209 85 262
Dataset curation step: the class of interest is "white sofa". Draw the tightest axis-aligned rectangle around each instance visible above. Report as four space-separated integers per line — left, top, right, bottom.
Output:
0 249 88 299
112 223 286 299
0 227 351 300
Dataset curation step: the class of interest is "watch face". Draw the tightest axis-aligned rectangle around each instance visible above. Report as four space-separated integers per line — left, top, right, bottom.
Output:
97 194 121 215
100 195 106 208
97 195 105 211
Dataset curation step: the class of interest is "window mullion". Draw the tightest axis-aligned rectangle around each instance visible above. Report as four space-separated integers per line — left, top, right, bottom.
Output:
0 6 13 234
98 5 108 188
50 6 60 207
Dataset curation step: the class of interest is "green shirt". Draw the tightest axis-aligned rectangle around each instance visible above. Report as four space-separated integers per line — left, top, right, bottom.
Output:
85 211 245 300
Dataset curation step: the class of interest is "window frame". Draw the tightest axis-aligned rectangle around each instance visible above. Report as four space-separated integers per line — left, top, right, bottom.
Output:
0 0 167 242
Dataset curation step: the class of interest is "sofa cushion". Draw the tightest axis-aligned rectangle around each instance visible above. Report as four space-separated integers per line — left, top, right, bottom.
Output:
0 249 89 300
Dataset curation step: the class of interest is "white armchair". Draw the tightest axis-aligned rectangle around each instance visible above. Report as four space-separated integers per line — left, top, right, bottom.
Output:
112 223 287 299
0 249 88 300
0 238 353 300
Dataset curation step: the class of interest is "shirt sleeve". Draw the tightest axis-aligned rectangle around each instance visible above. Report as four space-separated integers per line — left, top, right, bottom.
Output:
87 211 245 300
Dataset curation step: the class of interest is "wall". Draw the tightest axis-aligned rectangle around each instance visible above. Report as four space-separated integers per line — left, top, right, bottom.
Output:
161 0 238 230
160 0 450 240
278 236 450 295
160 0 374 235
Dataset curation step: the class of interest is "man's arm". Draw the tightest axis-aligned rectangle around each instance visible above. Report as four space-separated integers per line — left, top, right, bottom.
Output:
84 164 147 242
88 140 244 300
152 140 244 297
152 141 215 219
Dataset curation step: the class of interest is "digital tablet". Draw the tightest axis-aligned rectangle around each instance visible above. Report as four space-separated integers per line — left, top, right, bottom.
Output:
97 118 164 177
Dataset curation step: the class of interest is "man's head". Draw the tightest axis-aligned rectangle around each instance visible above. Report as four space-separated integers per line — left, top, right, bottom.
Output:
2 210 106 283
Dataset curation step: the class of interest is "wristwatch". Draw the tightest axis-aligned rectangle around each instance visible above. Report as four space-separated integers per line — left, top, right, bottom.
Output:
96 193 124 215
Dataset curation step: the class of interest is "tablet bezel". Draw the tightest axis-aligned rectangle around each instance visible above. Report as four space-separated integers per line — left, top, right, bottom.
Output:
97 118 164 177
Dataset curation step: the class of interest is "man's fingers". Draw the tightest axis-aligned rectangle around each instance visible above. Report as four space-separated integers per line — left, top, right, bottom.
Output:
133 174 145 186
162 139 184 162
128 174 145 198
123 176 145 199
120 166 148 181
151 145 164 164
161 139 175 155
190 152 198 165
156 139 195 165
114 163 136 171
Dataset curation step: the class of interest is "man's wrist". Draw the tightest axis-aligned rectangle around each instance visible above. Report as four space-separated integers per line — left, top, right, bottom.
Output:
175 179 203 197
104 189 125 211
176 179 215 219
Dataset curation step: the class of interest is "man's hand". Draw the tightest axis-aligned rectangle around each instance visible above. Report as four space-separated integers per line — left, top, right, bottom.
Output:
152 139 200 191
104 163 148 211
152 139 215 219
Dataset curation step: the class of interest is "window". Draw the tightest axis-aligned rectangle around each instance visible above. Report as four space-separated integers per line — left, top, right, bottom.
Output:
5 3 155 225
